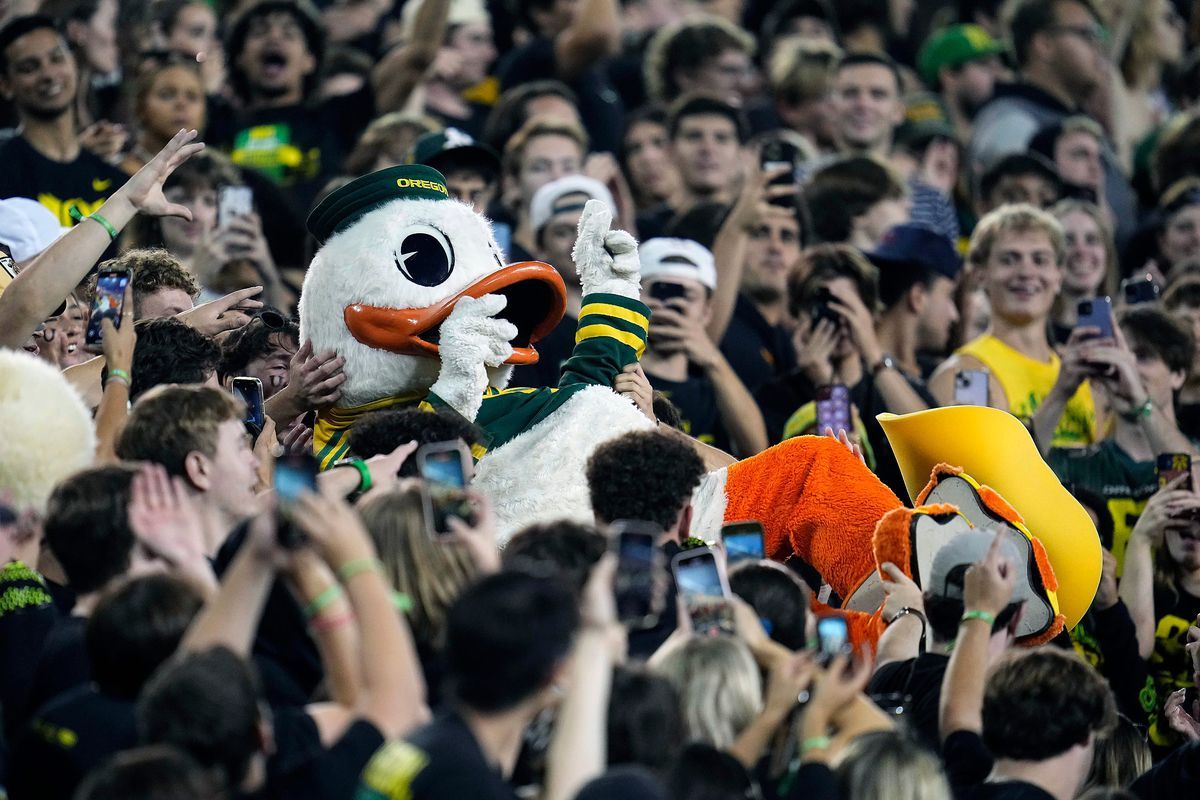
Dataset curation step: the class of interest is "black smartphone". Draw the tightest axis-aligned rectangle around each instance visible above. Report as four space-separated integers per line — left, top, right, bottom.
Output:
1121 275 1160 306
612 520 665 629
721 520 765 564
815 614 851 666
85 269 130 345
954 369 989 406
760 139 798 208
672 546 733 637
1157 453 1193 491
417 441 474 536
815 384 851 436
649 281 687 302
274 453 318 548
232 376 265 432
1076 296 1114 339
810 287 840 330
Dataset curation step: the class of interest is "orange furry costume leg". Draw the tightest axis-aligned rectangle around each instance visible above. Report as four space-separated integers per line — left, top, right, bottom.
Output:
719 436 903 644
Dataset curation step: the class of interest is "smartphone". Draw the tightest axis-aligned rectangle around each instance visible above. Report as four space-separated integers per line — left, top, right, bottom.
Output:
492 222 512 261
1121 275 1160 306
649 281 687 302
815 614 851 666
274 453 318 548
417 441 474 536
721 520 765 564
815 384 851 437
1157 453 1193 491
1076 296 1114 339
672 547 733 637
954 369 990 406
232 376 265 432
612 521 664 629
810 286 840 330
760 139 798 207
218 185 254 229
85 269 130 345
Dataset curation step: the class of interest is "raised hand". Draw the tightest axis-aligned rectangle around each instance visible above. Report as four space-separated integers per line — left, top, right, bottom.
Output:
429 294 517 421
128 463 216 590
118 129 206 218
963 529 1018 618
177 286 264 336
615 363 656 422
572 200 640 299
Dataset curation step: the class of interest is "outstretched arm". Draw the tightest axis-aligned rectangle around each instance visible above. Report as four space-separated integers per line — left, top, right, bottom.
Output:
372 0 450 113
0 131 204 349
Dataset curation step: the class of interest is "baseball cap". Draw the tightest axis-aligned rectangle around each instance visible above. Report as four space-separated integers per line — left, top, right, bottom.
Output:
894 92 956 151
0 197 69 262
529 175 615 235
927 528 1032 609
639 238 718 291
407 127 501 181
869 224 963 280
917 24 1005 87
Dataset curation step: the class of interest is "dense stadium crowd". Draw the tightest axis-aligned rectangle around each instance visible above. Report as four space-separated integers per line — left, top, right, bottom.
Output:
3 0 1200 797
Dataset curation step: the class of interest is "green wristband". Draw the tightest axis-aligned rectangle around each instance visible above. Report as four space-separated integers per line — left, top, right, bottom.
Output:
69 206 119 240
392 591 412 612
337 558 383 583
961 609 997 627
302 585 344 620
348 458 371 494
801 736 831 755
108 368 131 383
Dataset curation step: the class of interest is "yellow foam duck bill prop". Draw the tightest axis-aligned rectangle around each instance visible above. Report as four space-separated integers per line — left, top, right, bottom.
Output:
296 164 1098 650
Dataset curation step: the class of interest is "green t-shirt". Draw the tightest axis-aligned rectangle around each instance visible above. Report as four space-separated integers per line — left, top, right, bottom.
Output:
1047 440 1156 573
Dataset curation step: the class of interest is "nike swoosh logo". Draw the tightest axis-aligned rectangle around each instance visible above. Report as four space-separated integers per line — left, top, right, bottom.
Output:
92 178 112 192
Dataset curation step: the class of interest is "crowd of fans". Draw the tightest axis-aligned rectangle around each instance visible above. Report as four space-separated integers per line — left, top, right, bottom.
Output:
5 0 1200 797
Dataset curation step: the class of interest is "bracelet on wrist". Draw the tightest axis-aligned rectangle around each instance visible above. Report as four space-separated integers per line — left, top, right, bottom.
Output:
309 609 356 633
888 606 927 637
302 584 344 620
1122 398 1153 422
68 206 119 240
104 373 130 389
800 736 832 755
961 609 996 627
336 557 383 583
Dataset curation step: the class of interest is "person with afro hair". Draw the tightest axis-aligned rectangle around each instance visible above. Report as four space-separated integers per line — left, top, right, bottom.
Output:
585 430 705 539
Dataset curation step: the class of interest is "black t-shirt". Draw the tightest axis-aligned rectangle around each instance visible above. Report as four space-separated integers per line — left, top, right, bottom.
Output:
268 716 384 800
720 295 796 397
207 86 376 218
867 652 948 752
943 730 1055 800
357 711 517 800
0 136 127 226
509 313 576 389
498 37 624 154
0 561 59 747
645 368 725 450
26 615 89 721
7 686 136 800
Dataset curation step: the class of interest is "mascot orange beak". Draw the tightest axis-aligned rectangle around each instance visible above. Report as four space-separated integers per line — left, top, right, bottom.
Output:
342 262 568 365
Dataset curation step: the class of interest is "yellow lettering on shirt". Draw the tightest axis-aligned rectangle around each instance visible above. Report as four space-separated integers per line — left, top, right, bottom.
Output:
36 194 107 227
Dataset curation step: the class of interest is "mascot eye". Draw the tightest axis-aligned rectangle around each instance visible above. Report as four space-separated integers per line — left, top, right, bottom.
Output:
393 225 455 287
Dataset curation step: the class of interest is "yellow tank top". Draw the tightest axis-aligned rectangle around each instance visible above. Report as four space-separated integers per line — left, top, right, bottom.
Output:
957 334 1096 448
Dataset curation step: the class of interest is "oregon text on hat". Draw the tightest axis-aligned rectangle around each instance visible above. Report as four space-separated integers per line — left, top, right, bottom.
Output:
307 164 452 244
395 176 448 194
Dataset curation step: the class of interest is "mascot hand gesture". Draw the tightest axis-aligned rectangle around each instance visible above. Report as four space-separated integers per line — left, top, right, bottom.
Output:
572 200 641 298
429 294 518 421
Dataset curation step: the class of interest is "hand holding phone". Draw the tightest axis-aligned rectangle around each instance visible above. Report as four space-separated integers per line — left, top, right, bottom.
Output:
218 185 254 229
85 269 130 345
760 139 799 208
1157 453 1194 492
417 441 475 536
649 281 687 303
954 370 989 406
673 546 734 636
815 614 851 666
815 384 851 437
232 376 265 432
1075 296 1114 340
1121 276 1160 306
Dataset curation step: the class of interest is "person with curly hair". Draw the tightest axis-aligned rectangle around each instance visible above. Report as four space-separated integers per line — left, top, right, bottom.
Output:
585 429 706 537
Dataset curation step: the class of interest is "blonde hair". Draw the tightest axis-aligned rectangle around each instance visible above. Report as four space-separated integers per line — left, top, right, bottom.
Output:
643 15 755 103
653 635 761 748
836 731 952 800
1051 198 1118 297
769 36 842 105
1121 0 1173 86
356 486 479 647
968 203 1066 269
